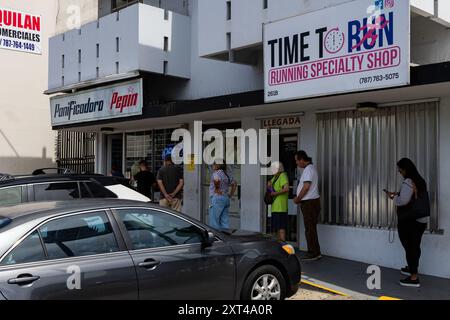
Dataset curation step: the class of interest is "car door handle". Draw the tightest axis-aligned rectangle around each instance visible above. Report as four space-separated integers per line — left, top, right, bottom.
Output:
8 275 40 285
138 259 161 270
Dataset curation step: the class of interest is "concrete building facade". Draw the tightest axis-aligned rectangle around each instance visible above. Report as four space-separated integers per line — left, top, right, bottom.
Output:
47 0 450 279
0 0 101 174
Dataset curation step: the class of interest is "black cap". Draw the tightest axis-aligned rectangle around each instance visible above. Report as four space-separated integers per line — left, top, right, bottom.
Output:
296 150 312 163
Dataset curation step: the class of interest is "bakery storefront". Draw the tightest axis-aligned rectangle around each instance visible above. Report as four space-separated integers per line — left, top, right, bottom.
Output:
50 78 180 200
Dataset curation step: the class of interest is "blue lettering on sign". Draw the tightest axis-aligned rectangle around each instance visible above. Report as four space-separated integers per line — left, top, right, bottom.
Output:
54 98 105 121
375 0 384 10
348 12 394 53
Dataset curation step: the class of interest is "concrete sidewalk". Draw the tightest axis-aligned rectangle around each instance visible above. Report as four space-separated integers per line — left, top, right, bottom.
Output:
296 253 450 300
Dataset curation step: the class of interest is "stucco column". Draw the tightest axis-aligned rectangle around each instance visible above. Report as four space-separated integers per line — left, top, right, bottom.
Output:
182 121 202 220
240 118 264 232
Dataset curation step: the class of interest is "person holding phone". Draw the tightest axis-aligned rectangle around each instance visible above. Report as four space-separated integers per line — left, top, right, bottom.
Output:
386 158 429 288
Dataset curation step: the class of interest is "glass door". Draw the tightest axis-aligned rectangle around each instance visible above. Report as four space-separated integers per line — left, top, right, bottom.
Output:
106 134 124 177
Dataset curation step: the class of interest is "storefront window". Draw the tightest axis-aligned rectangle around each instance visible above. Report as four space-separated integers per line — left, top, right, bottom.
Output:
317 101 439 231
125 129 176 188
126 131 153 178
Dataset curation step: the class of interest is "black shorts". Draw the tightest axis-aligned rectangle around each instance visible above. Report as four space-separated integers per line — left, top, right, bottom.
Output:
272 212 288 231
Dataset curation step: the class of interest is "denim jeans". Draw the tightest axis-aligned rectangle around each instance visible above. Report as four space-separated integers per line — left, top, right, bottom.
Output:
209 194 231 230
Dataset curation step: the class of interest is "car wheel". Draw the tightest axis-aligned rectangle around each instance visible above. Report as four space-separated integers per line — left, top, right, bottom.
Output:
241 265 286 300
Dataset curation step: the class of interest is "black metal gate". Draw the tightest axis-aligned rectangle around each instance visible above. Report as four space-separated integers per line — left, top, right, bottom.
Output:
55 131 96 174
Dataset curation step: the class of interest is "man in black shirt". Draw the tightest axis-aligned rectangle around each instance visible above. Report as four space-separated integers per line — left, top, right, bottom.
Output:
134 160 155 199
157 155 184 212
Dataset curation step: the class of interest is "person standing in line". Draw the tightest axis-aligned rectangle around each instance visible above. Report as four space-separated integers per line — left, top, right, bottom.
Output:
157 151 184 212
293 150 322 261
110 164 124 178
209 160 237 230
386 158 429 288
133 160 156 199
268 161 290 241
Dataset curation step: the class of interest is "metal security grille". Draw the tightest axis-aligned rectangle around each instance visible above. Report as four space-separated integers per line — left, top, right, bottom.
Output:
55 131 96 174
125 129 174 177
316 101 439 231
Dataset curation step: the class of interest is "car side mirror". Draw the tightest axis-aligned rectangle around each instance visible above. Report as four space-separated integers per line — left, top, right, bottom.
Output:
202 231 215 248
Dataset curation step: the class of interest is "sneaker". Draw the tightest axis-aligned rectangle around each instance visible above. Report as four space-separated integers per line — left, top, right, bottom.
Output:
301 253 322 261
401 267 411 276
400 277 420 288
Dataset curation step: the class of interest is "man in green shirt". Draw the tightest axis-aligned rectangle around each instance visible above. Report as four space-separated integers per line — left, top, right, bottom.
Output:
268 162 290 241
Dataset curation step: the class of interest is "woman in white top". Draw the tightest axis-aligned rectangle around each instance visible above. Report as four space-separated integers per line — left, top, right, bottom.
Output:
387 158 429 288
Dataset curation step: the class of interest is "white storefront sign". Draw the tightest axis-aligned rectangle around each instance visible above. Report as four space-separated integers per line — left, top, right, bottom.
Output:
0 8 42 54
264 0 410 103
50 79 143 126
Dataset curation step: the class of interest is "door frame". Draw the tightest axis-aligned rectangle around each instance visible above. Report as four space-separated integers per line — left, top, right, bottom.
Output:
262 128 301 246
105 133 125 177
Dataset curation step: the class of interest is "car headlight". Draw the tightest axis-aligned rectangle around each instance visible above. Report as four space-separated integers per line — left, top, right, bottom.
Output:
282 244 295 255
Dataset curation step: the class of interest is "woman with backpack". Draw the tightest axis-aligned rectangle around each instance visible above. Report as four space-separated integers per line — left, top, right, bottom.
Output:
209 159 237 230
387 158 430 288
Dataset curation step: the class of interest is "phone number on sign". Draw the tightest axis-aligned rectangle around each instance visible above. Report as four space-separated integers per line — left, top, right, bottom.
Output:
1 39 36 52
359 73 400 85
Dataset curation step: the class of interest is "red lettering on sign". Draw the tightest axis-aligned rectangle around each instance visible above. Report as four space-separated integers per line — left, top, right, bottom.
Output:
110 92 139 113
0 9 41 31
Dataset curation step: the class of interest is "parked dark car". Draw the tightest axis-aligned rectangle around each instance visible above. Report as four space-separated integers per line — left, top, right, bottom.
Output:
0 174 13 182
0 200 301 300
0 174 118 207
0 169 152 204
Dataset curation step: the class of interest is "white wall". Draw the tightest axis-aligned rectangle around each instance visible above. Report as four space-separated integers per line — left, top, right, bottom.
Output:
138 5 191 78
198 0 228 57
162 0 263 100
0 0 57 174
199 0 356 56
411 14 450 65
99 0 189 18
55 0 99 35
296 97 450 279
199 0 450 66
182 121 202 220
411 0 435 17
48 3 191 90
240 118 264 232
230 0 264 50
411 0 450 26
435 0 450 25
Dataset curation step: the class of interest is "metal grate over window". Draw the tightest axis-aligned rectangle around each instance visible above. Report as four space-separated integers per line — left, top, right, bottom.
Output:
125 129 174 178
316 101 439 231
56 131 96 174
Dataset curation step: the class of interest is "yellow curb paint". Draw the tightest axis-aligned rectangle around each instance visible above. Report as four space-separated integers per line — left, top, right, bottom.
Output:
379 296 401 300
300 279 349 297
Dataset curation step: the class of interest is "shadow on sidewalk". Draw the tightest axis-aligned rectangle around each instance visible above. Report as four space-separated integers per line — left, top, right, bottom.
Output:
296 250 450 300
